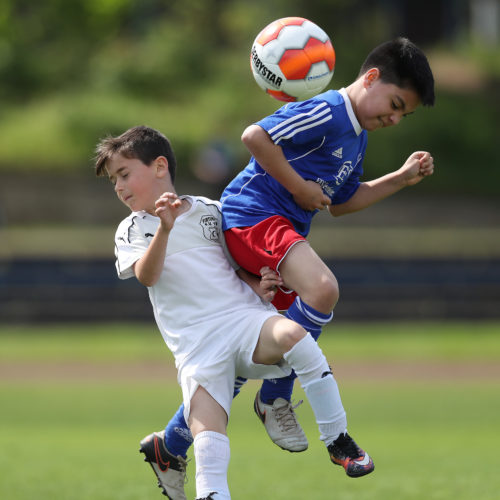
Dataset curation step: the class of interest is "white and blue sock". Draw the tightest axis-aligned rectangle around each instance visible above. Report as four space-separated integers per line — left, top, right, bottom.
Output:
286 297 334 341
259 297 333 404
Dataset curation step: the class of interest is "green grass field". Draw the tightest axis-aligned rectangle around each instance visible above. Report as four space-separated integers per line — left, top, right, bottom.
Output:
1 322 499 499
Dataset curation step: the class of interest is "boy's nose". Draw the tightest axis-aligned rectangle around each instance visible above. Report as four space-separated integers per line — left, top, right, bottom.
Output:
390 112 403 126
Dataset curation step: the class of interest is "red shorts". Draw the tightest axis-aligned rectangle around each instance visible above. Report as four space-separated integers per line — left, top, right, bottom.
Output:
224 215 306 310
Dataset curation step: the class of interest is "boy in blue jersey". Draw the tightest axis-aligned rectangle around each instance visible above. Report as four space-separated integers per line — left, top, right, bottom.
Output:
221 35 435 445
149 37 434 497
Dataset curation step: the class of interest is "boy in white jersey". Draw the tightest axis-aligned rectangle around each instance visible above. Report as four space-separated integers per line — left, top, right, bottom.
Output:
95 126 374 500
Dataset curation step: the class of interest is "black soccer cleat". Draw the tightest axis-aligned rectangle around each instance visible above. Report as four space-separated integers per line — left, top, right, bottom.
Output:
327 432 374 478
139 430 188 499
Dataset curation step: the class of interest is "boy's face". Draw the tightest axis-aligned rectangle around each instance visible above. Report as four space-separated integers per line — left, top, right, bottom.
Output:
106 153 165 213
355 69 420 132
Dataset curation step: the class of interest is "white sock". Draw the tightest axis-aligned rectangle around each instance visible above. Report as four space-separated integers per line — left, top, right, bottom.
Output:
283 333 347 445
194 431 231 500
303 376 347 445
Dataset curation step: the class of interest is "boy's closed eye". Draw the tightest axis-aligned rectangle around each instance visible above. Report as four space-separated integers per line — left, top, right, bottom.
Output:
109 167 129 185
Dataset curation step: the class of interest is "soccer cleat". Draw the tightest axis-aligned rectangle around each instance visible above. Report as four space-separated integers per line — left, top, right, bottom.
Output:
327 432 374 478
140 430 188 499
195 494 217 500
253 390 308 452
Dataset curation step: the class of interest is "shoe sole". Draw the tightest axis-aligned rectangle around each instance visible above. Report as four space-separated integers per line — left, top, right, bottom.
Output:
346 464 375 478
331 455 375 478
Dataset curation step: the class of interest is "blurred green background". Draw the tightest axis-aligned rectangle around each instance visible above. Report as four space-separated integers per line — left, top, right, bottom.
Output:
0 0 499 230
0 0 498 184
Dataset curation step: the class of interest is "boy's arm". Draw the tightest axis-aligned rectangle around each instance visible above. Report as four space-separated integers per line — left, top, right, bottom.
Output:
242 124 331 211
133 226 169 287
329 151 434 217
133 193 183 287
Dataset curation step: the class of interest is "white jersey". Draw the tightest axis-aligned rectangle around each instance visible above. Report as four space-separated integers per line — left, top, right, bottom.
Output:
114 195 290 418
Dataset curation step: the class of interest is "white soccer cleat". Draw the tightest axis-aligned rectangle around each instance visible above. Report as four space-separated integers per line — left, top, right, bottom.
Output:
139 430 188 500
253 390 308 452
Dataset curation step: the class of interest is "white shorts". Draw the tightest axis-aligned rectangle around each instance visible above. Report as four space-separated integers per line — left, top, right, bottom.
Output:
177 308 292 423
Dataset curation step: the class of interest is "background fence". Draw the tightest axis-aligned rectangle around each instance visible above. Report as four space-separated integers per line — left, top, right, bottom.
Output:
2 257 498 323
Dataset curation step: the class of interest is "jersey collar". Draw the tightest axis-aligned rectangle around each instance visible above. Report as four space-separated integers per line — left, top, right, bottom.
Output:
339 88 363 136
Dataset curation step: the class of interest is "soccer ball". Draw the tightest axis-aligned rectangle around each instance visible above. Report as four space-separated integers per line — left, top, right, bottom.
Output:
250 17 335 102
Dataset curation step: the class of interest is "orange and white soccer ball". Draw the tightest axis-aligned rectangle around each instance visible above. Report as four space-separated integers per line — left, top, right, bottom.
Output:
250 17 335 102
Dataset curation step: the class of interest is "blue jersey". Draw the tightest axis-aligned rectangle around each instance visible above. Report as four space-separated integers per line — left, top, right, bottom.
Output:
221 89 367 237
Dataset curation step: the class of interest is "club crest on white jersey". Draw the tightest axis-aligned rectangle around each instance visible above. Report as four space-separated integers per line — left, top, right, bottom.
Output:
199 214 219 241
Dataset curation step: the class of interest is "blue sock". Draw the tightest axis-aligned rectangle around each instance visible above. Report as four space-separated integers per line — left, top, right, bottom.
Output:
164 403 193 458
233 376 247 397
259 297 333 404
164 378 248 457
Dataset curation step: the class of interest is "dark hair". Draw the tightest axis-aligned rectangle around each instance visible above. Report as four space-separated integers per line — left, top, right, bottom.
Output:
359 37 435 106
94 125 177 182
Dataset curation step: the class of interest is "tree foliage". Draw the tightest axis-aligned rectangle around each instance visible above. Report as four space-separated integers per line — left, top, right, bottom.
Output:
0 0 498 194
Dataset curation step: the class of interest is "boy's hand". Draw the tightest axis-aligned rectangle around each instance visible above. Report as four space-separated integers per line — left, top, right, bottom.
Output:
398 151 435 186
292 180 331 211
155 192 183 231
258 266 283 302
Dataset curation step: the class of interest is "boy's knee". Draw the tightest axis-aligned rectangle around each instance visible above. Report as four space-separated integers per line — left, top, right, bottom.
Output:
323 278 340 306
305 277 339 312
280 323 307 351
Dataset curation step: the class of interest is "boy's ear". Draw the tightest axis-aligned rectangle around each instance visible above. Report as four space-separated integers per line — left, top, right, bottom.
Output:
154 156 169 178
363 68 380 88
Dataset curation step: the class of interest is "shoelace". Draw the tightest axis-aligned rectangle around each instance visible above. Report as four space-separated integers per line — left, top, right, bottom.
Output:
176 455 190 485
273 399 304 431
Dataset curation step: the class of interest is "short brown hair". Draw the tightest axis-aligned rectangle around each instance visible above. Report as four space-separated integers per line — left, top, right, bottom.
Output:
95 125 177 182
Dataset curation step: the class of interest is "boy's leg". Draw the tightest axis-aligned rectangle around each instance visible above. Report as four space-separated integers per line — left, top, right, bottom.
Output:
225 222 338 450
283 333 374 478
162 376 247 457
189 386 231 500
141 377 246 499
259 296 334 403
254 317 346 443
164 403 193 457
255 295 334 453
260 242 337 398
226 223 337 405
258 243 337 423
279 240 339 315
254 317 374 478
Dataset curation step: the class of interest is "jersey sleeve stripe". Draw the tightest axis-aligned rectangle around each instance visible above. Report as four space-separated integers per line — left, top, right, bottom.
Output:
268 102 328 135
268 102 330 141
273 114 332 144
271 107 331 141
